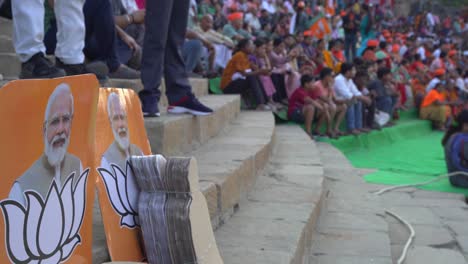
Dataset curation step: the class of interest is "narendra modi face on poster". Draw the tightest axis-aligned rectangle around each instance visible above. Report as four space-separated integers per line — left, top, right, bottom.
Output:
94 88 151 261
8 83 83 205
98 92 144 229
0 76 99 264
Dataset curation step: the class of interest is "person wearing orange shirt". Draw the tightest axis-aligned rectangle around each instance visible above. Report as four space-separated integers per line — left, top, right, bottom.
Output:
420 81 453 131
323 39 345 74
221 39 270 110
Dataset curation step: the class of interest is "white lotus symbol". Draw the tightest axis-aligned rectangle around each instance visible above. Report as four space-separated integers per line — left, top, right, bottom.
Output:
0 169 89 264
97 162 139 228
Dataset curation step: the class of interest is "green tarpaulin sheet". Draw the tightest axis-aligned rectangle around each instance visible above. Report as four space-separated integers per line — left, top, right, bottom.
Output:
321 112 468 195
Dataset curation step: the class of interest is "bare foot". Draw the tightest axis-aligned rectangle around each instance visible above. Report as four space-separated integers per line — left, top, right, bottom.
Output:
334 130 345 136
327 132 338 139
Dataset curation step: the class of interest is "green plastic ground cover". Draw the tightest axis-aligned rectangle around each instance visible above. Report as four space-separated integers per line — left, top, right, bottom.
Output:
209 77 223 95
320 112 468 195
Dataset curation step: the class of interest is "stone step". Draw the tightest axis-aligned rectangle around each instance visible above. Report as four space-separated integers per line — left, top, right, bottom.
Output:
93 111 275 263
0 52 20 79
106 78 208 97
307 142 393 264
214 125 325 264
0 17 12 37
145 94 241 157
193 111 276 229
106 78 208 109
0 35 13 53
0 49 210 97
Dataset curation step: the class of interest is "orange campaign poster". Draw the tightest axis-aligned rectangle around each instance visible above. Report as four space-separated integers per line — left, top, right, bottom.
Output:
94 88 152 261
0 75 100 263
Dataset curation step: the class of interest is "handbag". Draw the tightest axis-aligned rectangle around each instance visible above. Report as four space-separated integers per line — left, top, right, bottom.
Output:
374 110 390 128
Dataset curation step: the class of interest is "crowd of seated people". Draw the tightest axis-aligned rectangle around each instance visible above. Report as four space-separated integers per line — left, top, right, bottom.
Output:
214 1 468 141
1 0 467 138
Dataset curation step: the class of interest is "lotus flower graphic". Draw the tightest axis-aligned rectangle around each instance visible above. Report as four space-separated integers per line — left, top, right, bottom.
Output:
0 169 89 264
97 162 139 228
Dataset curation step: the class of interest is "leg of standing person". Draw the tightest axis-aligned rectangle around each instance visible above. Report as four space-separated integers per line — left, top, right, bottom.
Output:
141 0 212 116
11 0 65 78
54 0 109 77
164 0 210 113
0 0 12 19
54 0 85 65
140 0 173 115
44 0 134 80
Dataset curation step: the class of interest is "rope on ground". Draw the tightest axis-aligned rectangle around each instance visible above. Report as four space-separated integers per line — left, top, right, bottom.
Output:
385 210 416 264
373 171 468 196
373 172 468 263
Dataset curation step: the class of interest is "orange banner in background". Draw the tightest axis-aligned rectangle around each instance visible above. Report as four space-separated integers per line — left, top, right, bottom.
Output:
0 75 99 263
309 17 332 39
94 88 152 261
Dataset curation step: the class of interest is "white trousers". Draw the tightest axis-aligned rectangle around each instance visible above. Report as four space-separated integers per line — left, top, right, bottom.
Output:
12 0 85 64
213 44 231 69
200 45 231 72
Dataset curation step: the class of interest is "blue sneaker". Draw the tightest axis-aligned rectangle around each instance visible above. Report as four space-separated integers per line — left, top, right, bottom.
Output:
140 92 161 117
143 104 160 117
143 110 161 117
167 96 213 116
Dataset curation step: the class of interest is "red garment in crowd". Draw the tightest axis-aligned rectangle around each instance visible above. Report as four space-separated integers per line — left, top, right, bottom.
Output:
136 0 145 9
315 64 324 76
410 61 425 74
332 50 345 63
397 83 407 106
288 87 309 117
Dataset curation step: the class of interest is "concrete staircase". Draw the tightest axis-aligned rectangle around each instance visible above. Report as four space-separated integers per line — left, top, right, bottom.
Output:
0 16 326 264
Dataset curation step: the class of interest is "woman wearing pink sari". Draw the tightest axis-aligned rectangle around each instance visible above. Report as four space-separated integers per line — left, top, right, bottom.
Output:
251 39 278 109
269 37 301 102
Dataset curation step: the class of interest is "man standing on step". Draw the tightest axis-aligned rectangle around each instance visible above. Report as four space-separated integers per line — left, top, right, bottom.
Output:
139 0 213 117
11 0 105 79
